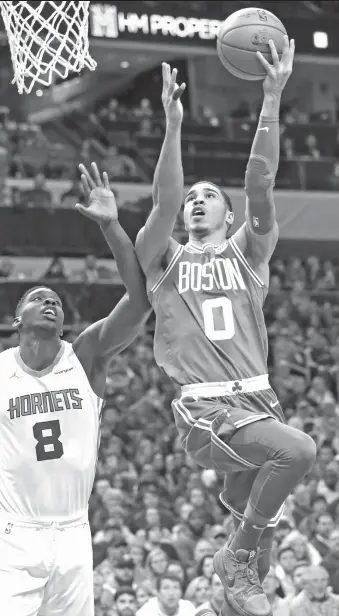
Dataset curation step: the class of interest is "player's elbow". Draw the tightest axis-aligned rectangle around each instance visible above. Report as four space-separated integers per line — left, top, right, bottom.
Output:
124 294 152 331
245 155 275 196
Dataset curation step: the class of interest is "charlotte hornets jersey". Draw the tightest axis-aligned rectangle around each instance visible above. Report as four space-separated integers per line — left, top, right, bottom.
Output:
0 341 103 520
148 237 269 385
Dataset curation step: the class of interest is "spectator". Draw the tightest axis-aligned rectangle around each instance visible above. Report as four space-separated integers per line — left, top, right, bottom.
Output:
281 530 321 565
320 529 339 595
0 258 14 279
129 541 148 585
291 563 310 597
135 582 154 610
289 565 339 615
281 135 295 159
99 98 124 123
113 587 137 616
275 546 298 597
22 172 53 208
291 485 312 527
145 548 169 592
74 254 100 284
102 145 140 181
42 256 67 280
311 512 334 557
316 463 339 504
262 567 289 616
94 570 109 616
201 106 220 127
133 98 153 120
184 576 210 608
196 554 215 583
302 134 321 159
327 161 339 190
60 179 83 208
196 572 224 615
136 574 195 616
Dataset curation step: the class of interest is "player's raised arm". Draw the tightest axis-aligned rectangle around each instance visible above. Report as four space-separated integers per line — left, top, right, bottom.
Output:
233 36 295 282
73 163 151 396
135 63 186 273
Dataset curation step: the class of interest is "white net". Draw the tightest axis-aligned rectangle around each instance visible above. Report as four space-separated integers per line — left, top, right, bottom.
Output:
0 1 97 94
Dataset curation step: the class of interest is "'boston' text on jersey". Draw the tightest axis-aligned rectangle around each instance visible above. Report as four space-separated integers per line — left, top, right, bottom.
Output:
178 258 246 294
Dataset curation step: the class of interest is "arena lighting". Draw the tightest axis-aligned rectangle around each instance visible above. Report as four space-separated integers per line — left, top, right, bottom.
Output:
120 61 130 68
36 89 43 97
313 31 328 49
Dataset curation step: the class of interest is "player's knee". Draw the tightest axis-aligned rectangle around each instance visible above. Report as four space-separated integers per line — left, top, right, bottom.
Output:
290 431 317 473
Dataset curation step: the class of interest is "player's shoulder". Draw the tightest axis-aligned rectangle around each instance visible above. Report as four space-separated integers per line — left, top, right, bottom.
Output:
0 347 17 362
0 347 18 375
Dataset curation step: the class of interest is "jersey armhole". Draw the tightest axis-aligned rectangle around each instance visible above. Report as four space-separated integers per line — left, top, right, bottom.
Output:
68 341 105 408
149 239 183 295
229 236 265 288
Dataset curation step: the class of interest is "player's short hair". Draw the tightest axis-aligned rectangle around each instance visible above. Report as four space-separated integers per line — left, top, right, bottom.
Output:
114 587 136 603
192 181 233 212
156 573 182 592
15 286 58 317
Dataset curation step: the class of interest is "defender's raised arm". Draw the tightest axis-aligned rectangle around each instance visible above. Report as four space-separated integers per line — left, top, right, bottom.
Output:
73 163 151 397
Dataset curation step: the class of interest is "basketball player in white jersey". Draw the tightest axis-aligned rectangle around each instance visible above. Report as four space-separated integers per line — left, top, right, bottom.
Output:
0 163 151 616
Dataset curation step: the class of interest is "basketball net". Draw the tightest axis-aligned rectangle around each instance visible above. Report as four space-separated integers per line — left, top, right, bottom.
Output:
0 1 97 94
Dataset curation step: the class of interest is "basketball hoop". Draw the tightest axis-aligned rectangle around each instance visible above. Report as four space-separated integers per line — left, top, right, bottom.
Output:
0 1 97 94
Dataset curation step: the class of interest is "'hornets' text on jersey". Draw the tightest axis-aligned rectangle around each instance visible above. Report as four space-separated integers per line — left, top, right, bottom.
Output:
147 237 269 385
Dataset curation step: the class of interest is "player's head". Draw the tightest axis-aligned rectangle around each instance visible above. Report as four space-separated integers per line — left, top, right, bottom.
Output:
183 181 234 238
13 286 64 337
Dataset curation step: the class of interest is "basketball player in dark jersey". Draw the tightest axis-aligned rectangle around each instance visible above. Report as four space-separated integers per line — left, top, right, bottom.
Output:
135 40 316 616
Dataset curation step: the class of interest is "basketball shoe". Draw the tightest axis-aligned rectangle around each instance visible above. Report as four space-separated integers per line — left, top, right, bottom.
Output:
213 537 272 616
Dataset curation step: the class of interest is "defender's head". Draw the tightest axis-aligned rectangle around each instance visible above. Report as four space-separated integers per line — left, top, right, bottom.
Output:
183 181 234 238
13 286 64 336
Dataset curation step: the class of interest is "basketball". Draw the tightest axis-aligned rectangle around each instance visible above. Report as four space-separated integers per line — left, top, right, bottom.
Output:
217 8 287 81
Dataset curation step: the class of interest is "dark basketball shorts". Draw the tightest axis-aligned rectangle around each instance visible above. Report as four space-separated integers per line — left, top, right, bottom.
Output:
172 374 286 527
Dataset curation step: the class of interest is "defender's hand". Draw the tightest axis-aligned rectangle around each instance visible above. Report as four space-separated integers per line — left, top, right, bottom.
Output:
257 35 295 98
162 62 186 129
76 163 118 226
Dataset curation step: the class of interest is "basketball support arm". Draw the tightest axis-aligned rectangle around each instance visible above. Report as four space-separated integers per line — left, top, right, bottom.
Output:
244 94 280 235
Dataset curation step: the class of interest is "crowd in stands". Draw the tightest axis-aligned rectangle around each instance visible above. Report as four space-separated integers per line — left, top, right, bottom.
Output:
1 89 339 195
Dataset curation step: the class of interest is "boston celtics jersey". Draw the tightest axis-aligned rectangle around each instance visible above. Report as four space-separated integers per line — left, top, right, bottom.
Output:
147 236 269 385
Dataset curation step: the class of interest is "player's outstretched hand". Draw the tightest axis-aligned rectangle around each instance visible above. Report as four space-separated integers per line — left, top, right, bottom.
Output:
257 35 295 98
162 62 186 129
76 162 118 227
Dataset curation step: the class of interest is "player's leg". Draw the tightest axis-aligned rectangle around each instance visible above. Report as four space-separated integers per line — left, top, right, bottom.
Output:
231 514 275 584
226 419 315 554
212 418 315 616
0 520 47 616
40 521 94 616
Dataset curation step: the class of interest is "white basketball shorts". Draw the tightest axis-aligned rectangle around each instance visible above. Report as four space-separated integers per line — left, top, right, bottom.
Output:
0 513 94 616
